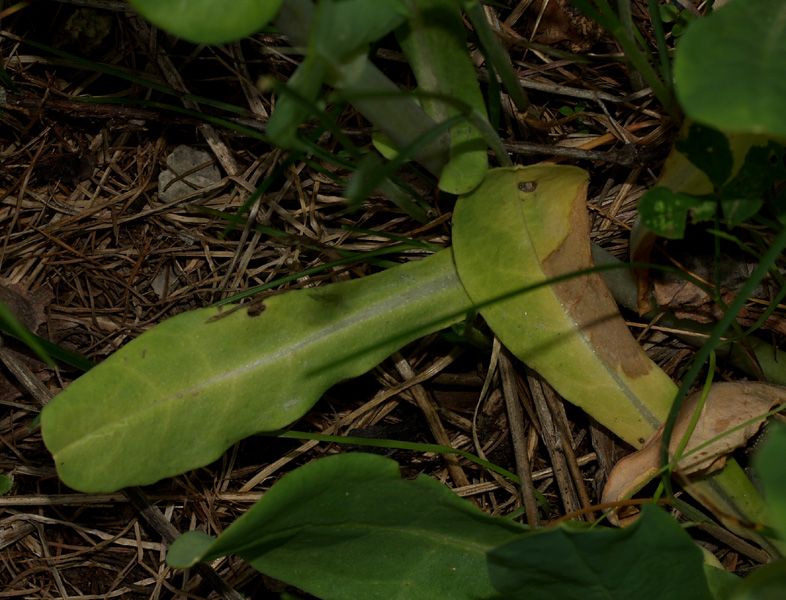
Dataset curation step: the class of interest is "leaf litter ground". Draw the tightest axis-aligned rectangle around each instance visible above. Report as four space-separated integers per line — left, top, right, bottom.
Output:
0 1 777 598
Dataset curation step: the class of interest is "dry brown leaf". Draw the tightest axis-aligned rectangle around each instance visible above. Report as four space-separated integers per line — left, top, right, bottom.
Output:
528 0 603 53
602 381 786 524
0 281 52 335
647 232 786 333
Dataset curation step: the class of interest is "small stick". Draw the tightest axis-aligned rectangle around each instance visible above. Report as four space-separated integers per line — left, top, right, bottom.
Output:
499 346 540 528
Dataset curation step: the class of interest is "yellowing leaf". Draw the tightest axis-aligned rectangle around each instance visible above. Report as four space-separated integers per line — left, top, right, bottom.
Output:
452 165 676 447
452 166 775 547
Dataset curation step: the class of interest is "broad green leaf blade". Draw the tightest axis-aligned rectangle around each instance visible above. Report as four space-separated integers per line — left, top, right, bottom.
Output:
167 531 214 567
452 166 771 550
396 0 488 194
452 165 675 447
128 0 282 45
487 504 713 600
674 0 786 137
41 250 474 492
753 424 786 540
168 453 524 600
704 564 741 600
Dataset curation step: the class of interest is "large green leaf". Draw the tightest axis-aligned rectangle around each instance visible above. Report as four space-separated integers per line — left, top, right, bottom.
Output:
41 250 474 492
487 504 713 600
168 452 525 600
128 0 282 44
704 564 742 600
675 0 786 137
452 165 676 448
396 0 488 194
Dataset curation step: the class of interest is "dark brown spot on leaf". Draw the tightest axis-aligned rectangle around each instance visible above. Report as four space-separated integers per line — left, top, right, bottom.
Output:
518 181 537 193
247 303 266 317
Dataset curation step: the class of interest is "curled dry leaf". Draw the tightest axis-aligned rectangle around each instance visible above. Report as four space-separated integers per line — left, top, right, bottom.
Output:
0 281 53 335
527 0 603 53
602 381 786 524
648 232 786 335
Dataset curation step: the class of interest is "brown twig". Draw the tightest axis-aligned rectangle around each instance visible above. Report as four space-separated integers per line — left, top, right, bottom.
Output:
498 346 540 528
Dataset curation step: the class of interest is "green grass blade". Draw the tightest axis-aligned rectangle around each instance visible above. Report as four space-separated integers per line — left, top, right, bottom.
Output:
0 301 54 367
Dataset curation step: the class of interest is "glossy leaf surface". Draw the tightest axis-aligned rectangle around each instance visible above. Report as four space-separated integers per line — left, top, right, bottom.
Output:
128 0 282 44
168 453 524 600
41 250 474 492
487 504 713 600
